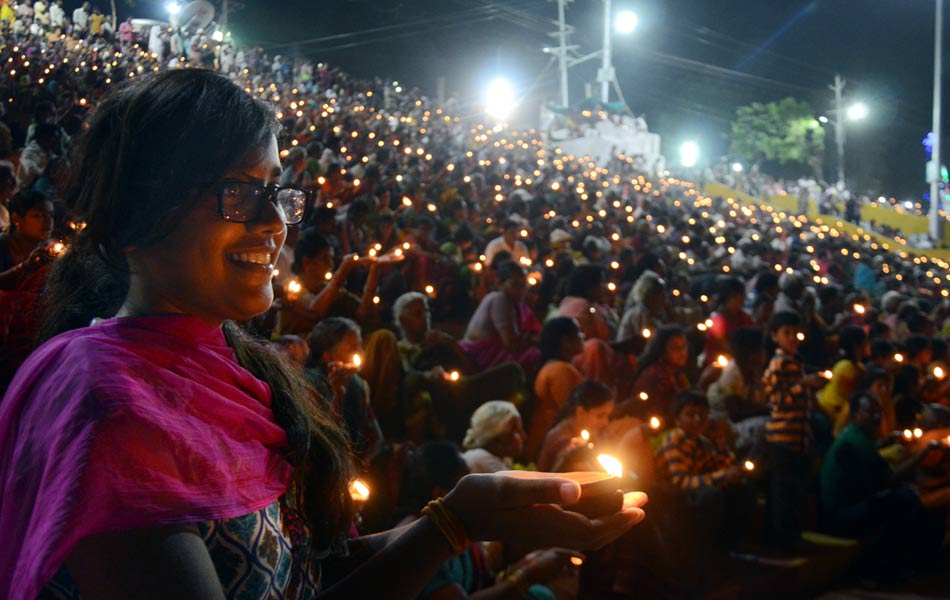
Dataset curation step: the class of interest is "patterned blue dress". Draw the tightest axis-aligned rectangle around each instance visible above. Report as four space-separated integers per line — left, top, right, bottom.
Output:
41 496 320 599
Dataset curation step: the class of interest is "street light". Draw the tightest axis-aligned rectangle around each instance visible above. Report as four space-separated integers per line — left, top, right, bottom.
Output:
847 102 869 121
484 77 516 121
680 141 699 168
731 162 743 173
165 1 181 15
615 10 638 33
818 115 829 124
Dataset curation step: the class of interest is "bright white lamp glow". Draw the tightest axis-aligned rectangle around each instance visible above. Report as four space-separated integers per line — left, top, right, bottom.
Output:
212 30 224 42
166 1 181 14
485 77 516 121
846 102 868 121
731 162 743 173
615 10 639 33
818 115 829 124
680 141 699 168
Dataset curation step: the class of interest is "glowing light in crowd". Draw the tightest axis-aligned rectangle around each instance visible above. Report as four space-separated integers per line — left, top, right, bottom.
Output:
448 370 460 382
894 353 905 363
351 354 362 369
642 328 652 339
913 427 924 439
822 370 833 379
581 429 590 441
743 460 755 472
484 77 516 121
50 242 66 256
425 284 435 295
847 102 869 121
570 557 584 567
349 479 371 502
649 416 661 430
639 392 649 402
853 303 866 315
903 429 914 441
286 280 302 295
934 366 946 380
716 355 729 368
796 332 806 341
679 141 699 168
597 454 623 478
615 10 639 33
165 1 181 15
731 162 743 173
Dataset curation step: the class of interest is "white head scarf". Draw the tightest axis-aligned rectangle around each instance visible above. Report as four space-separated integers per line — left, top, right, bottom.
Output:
462 401 520 450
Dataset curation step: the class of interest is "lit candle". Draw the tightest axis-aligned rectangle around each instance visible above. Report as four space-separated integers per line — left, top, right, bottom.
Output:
286 280 302 295
894 353 905 363
425 284 435 296
903 429 914 441
372 295 380 304
570 557 584 567
580 429 590 442
324 271 333 281
639 392 649 402
853 303 866 315
596 454 623 478
544 258 555 268
913 427 923 439
50 241 66 256
743 460 755 472
716 355 729 368
349 479 371 502
796 332 806 341
649 416 661 430
448 370 460 382
351 354 362 369
934 366 946 380
821 370 833 380
642 328 652 339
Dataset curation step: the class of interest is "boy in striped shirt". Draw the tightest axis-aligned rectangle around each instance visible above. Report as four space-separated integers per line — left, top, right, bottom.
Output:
763 311 825 548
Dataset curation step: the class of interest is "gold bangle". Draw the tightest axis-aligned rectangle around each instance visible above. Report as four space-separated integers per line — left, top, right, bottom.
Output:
506 568 531 597
422 498 470 556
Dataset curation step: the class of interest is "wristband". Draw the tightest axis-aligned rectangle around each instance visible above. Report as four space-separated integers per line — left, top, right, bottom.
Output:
422 498 470 556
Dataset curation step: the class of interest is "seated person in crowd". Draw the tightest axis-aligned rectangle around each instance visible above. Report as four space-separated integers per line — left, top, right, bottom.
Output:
461 260 541 374
707 327 769 455
538 380 614 473
820 391 947 577
615 325 690 424
526 317 586 463
702 277 754 367
275 227 381 337
305 317 383 465
462 401 527 474
654 390 756 550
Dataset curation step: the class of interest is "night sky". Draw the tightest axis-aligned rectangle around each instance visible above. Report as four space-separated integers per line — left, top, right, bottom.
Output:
119 0 944 199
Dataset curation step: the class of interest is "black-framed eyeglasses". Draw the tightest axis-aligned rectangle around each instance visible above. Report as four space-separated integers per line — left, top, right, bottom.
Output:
217 180 312 225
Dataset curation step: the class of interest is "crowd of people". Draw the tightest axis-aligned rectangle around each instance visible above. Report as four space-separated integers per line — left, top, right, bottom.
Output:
1 2 950 598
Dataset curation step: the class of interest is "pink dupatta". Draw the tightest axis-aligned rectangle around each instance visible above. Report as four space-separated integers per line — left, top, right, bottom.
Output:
0 315 293 599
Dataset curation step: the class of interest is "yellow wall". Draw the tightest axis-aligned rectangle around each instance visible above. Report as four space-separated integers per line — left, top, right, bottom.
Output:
701 182 950 260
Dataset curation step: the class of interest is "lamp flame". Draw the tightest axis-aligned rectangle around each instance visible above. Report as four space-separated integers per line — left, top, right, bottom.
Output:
349 479 371 502
597 454 623 478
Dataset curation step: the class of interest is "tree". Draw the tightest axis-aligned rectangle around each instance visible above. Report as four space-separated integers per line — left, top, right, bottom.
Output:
728 97 825 181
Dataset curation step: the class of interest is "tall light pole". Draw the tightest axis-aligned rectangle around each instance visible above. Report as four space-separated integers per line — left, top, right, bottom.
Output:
598 0 614 103
931 0 944 243
831 74 847 188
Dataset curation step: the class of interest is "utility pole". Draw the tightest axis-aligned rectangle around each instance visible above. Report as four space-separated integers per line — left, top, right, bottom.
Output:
221 0 229 29
544 0 575 109
831 74 846 188
931 0 944 243
598 0 614 104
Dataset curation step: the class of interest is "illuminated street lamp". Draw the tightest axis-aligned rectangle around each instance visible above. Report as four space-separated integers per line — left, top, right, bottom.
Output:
484 77 516 121
615 10 638 33
680 141 699 168
846 102 869 121
165 1 181 15
731 162 743 173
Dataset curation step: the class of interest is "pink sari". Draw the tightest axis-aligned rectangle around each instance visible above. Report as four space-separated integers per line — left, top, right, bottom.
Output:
0 315 292 599
461 300 541 374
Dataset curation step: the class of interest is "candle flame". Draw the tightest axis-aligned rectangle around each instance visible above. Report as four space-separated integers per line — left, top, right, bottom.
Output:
913 427 923 439
597 454 623 478
642 328 652 339
649 416 661 430
352 354 362 368
580 429 590 441
639 392 649 401
796 332 806 342
903 429 914 441
894 353 905 363
716 355 729 368
853 304 866 315
934 366 945 380
349 479 371 502
425 284 435 295
570 556 584 566
449 370 460 382
822 370 833 379
51 242 65 255
325 271 333 281
287 280 302 294
743 460 755 472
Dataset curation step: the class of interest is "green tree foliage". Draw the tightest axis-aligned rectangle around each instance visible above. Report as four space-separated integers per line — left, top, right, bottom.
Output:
729 97 825 180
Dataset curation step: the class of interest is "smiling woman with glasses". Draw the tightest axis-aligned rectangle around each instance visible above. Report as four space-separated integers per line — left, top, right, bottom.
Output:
0 70 646 599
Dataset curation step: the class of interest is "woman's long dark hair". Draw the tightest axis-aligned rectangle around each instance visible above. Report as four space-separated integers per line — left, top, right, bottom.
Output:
553 379 613 423
39 69 354 555
538 316 581 365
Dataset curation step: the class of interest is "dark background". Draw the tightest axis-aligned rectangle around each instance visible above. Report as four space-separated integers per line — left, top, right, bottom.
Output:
115 0 944 199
